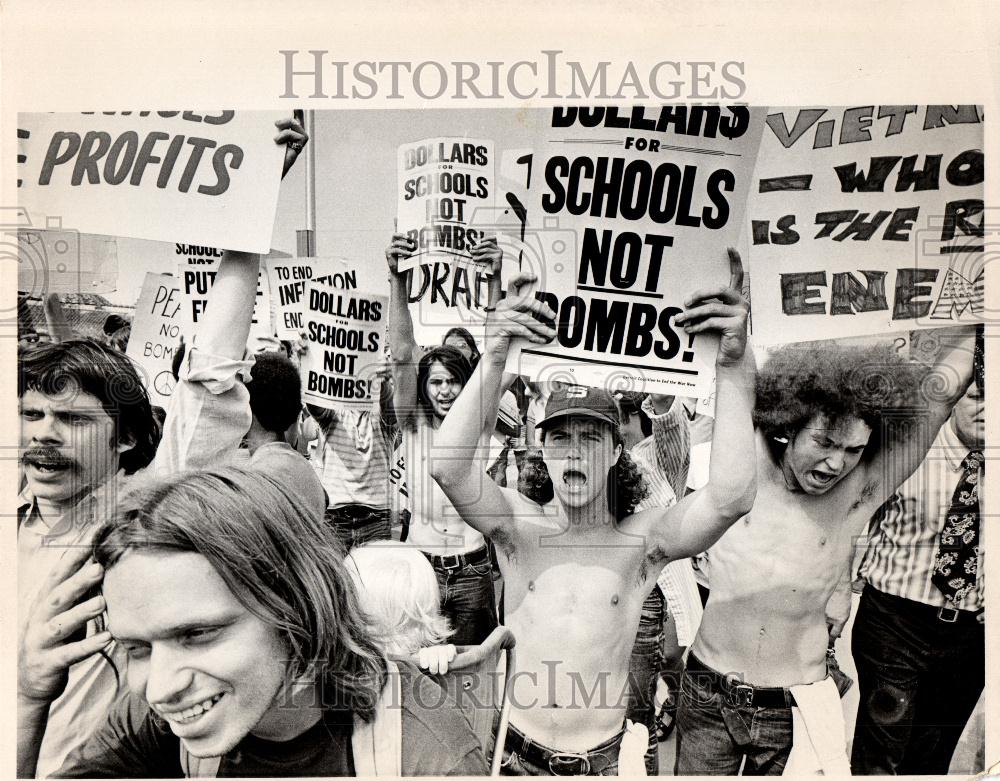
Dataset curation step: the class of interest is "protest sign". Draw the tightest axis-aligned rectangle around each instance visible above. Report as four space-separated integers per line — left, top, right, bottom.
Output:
265 256 389 339
175 245 272 341
507 105 766 398
748 105 984 343
300 280 389 410
396 137 499 344
17 111 286 252
125 272 182 407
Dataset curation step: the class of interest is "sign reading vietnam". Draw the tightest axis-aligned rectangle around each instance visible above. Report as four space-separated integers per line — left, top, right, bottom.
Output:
17 111 286 252
396 137 497 344
748 105 984 343
300 281 388 410
508 106 766 399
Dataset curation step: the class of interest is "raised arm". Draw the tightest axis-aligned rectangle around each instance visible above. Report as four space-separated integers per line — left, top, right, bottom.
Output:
865 325 977 502
151 115 308 475
429 273 556 537
386 233 420 429
636 250 757 561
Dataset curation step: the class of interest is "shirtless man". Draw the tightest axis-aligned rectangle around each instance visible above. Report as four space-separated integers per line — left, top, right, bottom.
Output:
429 260 756 775
676 328 977 775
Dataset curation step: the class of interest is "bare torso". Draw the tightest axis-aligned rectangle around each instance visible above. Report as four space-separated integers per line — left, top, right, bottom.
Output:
497 497 660 751
405 422 488 554
692 434 878 686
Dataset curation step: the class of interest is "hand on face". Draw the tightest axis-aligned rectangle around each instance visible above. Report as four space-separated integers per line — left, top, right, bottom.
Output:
19 543 110 704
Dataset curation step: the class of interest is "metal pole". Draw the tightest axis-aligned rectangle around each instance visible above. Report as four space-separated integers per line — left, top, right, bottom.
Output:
296 109 317 257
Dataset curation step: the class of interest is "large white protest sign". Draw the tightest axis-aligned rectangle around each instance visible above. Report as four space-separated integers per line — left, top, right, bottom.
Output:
507 106 766 398
175 245 272 341
748 106 984 344
300 281 389 410
265 256 389 339
17 112 285 252
125 272 182 407
396 137 499 344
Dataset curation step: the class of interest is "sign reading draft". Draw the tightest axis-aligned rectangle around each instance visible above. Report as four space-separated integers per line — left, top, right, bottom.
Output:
126 272 182 407
17 111 285 252
265 256 390 339
508 105 766 399
396 136 497 344
300 280 388 410
749 105 984 343
175 245 272 342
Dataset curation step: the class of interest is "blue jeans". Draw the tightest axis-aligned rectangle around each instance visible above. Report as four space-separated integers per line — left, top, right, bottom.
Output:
426 549 498 646
625 587 663 775
850 586 984 775
675 653 852 775
499 722 623 776
325 505 391 553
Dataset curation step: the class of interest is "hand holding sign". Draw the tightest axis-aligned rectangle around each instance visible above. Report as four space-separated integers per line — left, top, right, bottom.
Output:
675 248 750 366
483 272 556 364
385 233 416 276
275 110 308 179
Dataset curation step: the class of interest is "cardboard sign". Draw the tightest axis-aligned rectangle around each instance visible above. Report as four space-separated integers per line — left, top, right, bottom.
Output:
396 137 499 344
175 245 272 341
125 272 181 407
17 111 285 252
748 105 984 343
300 281 389 410
507 105 766 398
265 256 389 339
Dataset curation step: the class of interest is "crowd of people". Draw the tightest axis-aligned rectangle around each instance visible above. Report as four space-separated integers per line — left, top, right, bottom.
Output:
16 116 985 777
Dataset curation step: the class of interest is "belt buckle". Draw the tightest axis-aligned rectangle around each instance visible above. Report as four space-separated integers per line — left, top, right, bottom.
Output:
728 683 755 707
937 606 960 623
440 554 462 572
548 753 591 776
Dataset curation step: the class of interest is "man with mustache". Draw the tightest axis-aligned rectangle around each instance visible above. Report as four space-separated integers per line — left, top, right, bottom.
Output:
17 116 309 777
428 256 756 775
675 328 977 775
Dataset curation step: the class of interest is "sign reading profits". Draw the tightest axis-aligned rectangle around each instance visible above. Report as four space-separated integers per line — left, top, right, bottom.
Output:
125 272 181 407
396 137 497 344
17 111 286 252
748 105 984 343
176 245 272 341
508 105 766 399
265 256 389 339
300 280 388 410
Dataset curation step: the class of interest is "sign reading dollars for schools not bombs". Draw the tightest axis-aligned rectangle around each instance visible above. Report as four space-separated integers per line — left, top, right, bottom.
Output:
396 137 497 344
748 105 984 344
300 281 389 410
266 256 390 339
17 111 286 253
126 272 183 408
508 105 766 399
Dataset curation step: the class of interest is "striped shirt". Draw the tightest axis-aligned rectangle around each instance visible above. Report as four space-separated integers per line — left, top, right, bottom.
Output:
310 404 395 510
630 399 705 647
858 421 984 612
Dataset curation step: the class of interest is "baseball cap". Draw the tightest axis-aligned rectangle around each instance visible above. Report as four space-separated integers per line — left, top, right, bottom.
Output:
537 384 620 431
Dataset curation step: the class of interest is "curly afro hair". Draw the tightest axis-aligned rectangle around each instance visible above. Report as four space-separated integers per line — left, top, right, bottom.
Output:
754 340 924 463
518 427 650 521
